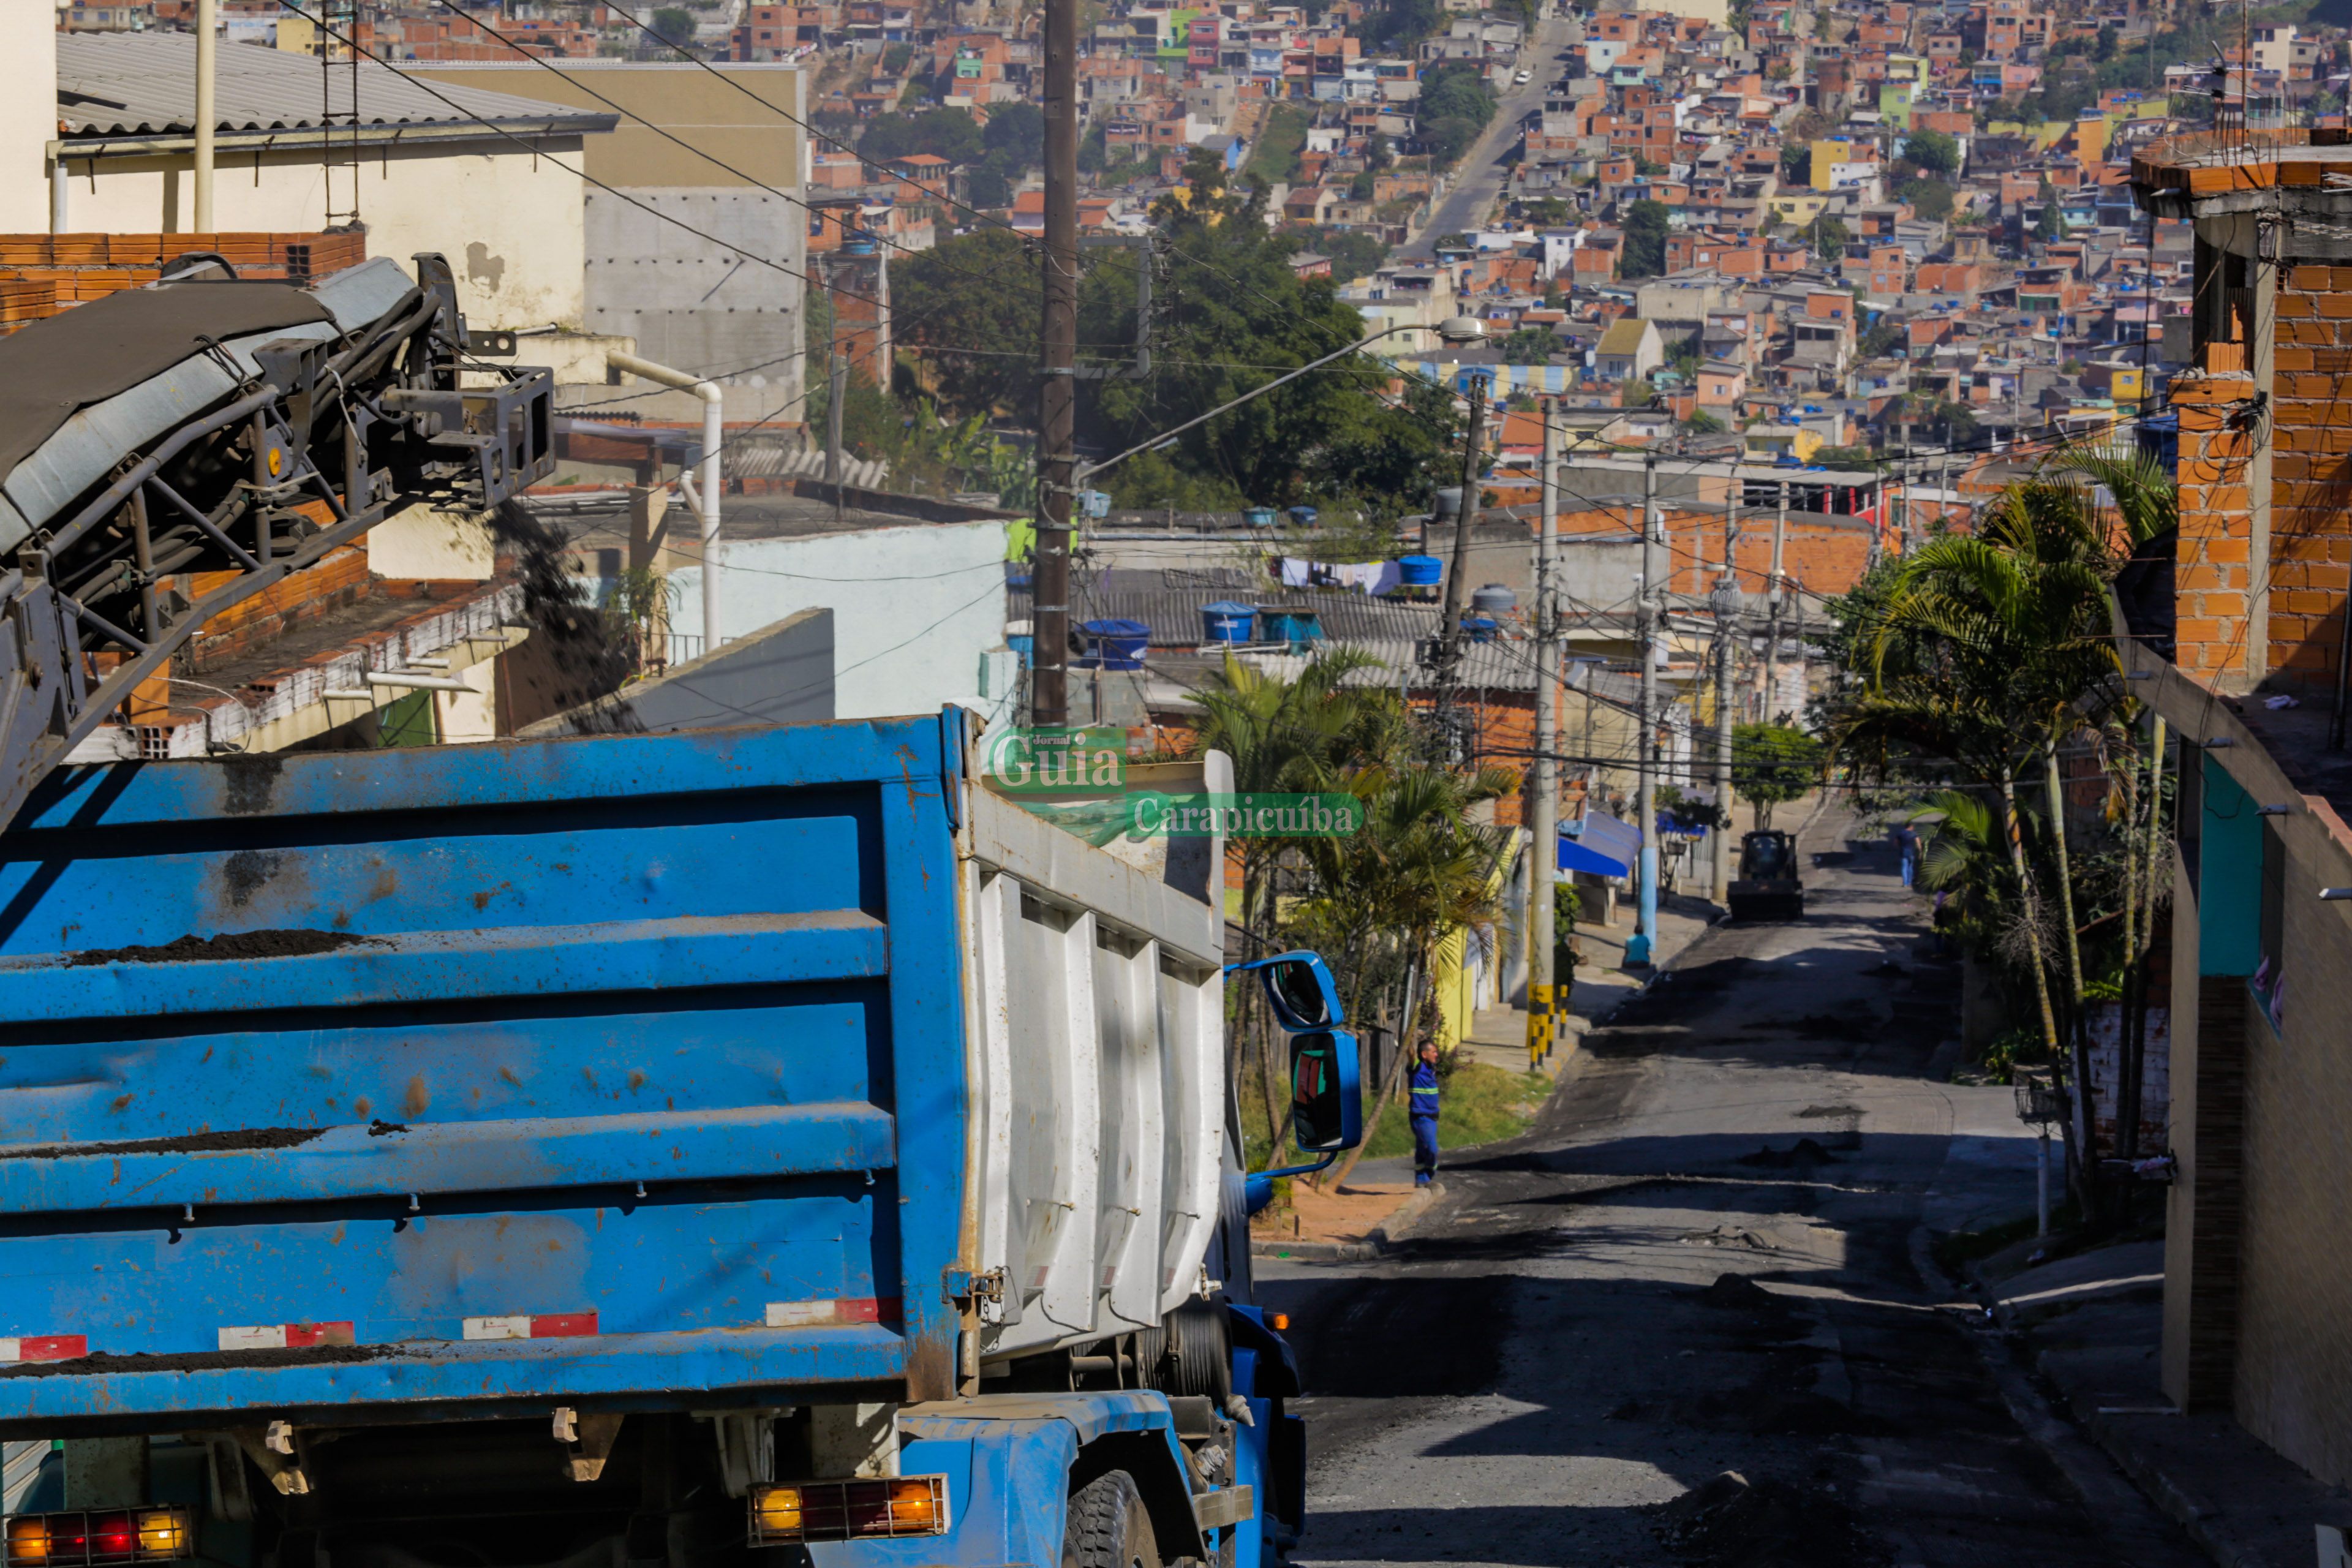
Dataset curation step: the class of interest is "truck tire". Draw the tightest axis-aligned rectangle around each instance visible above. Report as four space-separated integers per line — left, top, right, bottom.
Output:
1063 1471 1160 1568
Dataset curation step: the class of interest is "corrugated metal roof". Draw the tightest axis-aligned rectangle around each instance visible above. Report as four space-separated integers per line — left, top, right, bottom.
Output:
58 32 614 137
1017 570 1446 647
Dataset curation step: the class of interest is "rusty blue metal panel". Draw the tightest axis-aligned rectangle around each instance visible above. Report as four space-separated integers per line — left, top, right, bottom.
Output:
0 715 970 1422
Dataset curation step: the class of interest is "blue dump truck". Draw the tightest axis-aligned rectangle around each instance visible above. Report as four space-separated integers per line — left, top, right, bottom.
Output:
0 710 1360 1568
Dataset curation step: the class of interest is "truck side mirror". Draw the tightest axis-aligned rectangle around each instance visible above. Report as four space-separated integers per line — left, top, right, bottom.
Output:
1288 1029 1362 1152
1248 952 1343 1030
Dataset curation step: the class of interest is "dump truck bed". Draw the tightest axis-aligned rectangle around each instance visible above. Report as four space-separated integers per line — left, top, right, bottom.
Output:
0 712 1227 1433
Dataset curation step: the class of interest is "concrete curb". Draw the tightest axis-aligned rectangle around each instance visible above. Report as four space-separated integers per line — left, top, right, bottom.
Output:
1906 1226 2211 1568
2039 1379 2290 1568
1250 1182 1444 1263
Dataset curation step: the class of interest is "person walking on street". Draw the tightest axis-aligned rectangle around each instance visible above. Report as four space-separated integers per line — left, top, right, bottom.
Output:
1410 1040 1441 1188
1894 822 1920 889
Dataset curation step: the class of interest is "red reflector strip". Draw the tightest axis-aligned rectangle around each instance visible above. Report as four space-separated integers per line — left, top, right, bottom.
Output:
0 1335 88 1363
763 1297 902 1329
217 1322 355 1352
462 1313 599 1341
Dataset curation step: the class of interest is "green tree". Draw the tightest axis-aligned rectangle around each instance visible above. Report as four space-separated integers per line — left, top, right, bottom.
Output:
1499 326 1559 364
1682 409 1725 434
1899 176 1956 222
650 6 696 44
983 102 1044 165
859 105 985 165
1349 168 1378 199
1417 61 1494 164
1365 131 1394 170
1904 127 1961 176
1621 197 1670 277
1731 723 1822 827
892 228 1042 416
1812 214 1850 260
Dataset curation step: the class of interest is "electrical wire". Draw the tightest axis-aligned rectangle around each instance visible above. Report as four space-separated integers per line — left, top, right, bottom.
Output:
418 0 1018 288
276 0 898 317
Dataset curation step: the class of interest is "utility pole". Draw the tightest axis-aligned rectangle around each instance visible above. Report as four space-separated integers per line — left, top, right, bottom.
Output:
1031 0 1080 728
1529 398 1561 1054
195 0 217 230
1630 453 1660 967
1711 488 1738 903
1433 377 1488 692
827 345 847 530
1762 490 1787 725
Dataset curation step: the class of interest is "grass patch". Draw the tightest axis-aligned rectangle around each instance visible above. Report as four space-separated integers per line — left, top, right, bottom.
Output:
1359 1060 1550 1161
1244 104 1310 184
1239 1058 1547 1173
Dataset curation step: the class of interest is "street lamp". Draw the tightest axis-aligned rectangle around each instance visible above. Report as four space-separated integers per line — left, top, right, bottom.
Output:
1072 316 1488 488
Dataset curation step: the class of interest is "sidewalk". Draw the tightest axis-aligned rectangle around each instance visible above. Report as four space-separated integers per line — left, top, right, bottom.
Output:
1248 1178 1441 1262
1455 889 1722 1078
1963 1234 2352 1568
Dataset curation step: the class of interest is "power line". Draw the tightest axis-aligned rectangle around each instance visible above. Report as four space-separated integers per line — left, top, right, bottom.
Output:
276 0 897 317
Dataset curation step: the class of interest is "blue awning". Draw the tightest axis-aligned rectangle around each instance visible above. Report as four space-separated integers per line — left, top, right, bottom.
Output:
1557 835 1630 878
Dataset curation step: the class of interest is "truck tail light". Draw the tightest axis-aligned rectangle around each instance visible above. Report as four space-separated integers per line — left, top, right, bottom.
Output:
4 1510 191 1566
748 1477 948 1545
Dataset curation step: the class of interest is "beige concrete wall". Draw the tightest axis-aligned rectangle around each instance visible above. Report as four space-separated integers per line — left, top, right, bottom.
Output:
56 138 590 328
0 4 56 233
367 505 497 581
405 62 809 190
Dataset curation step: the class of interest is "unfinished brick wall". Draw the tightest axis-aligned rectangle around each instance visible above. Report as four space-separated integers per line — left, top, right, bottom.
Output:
2264 262 2352 691
1547 507 1877 600
2166 370 2260 688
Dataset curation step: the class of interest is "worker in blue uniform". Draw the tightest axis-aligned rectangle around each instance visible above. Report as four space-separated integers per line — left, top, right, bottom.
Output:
1409 1039 1441 1187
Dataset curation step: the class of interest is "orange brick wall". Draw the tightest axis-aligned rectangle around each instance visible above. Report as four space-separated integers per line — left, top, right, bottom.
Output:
2168 370 2260 687
2264 262 2352 689
1550 507 1877 599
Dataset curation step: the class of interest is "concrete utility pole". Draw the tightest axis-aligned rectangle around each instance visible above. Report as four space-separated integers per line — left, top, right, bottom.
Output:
827 347 847 529
195 0 217 231
1762 490 1788 725
1630 453 1660 967
1433 376 1488 692
1711 489 1739 903
1529 398 1561 1033
1031 0 1080 728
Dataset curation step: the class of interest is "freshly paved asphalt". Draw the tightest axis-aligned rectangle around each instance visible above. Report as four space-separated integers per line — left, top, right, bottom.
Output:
1259 801 2206 1568
1393 17 1575 261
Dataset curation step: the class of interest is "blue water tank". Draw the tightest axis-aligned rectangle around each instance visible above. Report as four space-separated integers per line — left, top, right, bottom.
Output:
1080 618 1149 669
1463 614 1499 643
1398 554 1444 587
1287 505 1319 526
1262 608 1323 646
1243 507 1279 528
1202 601 1257 643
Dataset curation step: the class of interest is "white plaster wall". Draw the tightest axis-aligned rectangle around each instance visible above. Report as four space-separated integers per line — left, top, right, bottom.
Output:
0 4 56 233
58 141 589 328
663 519 1013 725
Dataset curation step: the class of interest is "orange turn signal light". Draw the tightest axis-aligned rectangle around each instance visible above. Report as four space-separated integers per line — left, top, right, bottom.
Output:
748 1477 948 1545
1269 1312 1291 1330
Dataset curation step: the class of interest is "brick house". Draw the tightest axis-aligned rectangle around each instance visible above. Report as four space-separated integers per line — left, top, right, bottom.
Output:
2125 127 2352 1499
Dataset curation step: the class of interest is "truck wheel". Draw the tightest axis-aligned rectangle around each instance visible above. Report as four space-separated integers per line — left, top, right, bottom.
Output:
1064 1471 1160 1568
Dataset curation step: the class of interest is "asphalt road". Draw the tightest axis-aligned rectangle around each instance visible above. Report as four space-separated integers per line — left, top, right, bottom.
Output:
1259 801 2205 1568
1393 20 1574 261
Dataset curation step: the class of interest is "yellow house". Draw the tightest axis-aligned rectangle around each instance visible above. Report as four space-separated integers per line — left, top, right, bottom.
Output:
1769 190 1830 227
1743 424 1823 464
1430 829 1523 1050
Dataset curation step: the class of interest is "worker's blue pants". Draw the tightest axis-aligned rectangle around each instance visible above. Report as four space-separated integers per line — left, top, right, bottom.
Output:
1411 1114 1439 1186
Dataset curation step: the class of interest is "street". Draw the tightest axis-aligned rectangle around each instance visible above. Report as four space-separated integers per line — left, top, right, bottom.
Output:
1393 17 1570 260
1261 801 2207 1568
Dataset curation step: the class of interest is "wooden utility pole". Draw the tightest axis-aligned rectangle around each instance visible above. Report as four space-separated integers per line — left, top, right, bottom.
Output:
1031 0 1080 727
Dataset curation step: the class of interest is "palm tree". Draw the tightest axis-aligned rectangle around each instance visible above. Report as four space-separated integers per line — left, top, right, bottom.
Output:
1835 477 2124 1190
1299 759 1519 1186
1188 649 1389 1144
